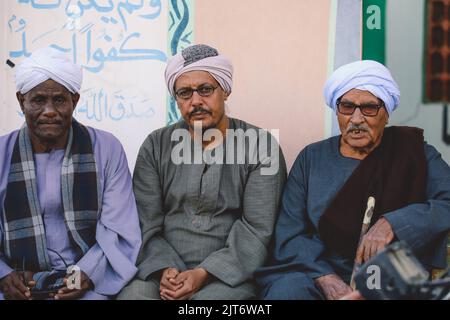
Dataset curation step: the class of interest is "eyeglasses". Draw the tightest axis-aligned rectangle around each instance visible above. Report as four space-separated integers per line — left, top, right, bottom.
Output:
336 99 385 117
175 84 218 100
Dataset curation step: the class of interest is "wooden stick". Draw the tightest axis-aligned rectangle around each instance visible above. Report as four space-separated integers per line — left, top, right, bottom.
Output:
349 196 375 290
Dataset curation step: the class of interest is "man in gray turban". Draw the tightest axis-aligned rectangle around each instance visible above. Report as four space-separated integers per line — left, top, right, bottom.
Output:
255 60 450 300
0 47 142 300
118 44 287 300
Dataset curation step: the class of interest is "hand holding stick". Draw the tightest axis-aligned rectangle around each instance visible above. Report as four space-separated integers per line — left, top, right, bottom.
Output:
349 196 375 290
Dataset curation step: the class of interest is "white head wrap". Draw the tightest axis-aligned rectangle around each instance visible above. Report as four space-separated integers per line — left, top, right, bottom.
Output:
323 60 400 115
165 44 233 97
15 46 83 94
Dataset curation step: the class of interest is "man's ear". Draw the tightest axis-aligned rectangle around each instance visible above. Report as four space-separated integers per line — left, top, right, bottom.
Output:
71 93 80 111
16 91 25 113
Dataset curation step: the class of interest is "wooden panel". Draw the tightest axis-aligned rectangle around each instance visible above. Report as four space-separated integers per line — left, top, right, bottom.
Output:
425 0 450 102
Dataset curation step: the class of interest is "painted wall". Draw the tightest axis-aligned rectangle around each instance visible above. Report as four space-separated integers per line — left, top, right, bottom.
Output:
194 0 332 169
331 0 362 136
387 0 450 163
0 1 170 171
0 0 366 170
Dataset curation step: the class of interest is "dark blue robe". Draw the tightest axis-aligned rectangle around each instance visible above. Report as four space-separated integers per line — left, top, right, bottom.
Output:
256 135 450 300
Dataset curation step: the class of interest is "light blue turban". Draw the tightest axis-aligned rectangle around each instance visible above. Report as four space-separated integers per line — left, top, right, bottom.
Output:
323 60 400 115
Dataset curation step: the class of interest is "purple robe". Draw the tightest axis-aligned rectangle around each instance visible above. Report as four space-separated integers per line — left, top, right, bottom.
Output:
0 125 142 300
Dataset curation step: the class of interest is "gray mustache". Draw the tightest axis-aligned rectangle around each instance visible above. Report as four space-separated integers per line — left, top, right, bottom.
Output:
346 124 369 134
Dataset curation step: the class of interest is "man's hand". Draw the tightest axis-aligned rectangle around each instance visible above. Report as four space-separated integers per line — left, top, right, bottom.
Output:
355 217 394 265
160 268 210 300
314 274 353 300
0 271 35 300
159 267 182 299
54 271 93 300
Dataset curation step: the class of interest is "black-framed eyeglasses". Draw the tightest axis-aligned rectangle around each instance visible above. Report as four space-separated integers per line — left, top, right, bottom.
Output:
336 98 385 117
175 84 218 100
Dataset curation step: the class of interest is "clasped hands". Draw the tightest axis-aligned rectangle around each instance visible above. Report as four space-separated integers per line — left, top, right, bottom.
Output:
159 267 210 300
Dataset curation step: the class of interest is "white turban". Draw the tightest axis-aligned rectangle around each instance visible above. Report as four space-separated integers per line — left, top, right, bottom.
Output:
165 44 233 97
15 46 83 94
323 60 400 115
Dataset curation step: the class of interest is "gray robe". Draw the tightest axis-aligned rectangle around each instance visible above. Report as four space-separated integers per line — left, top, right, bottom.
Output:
119 118 286 300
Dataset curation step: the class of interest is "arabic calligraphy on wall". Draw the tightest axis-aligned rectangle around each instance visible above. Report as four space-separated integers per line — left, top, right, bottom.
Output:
7 0 167 123
3 0 175 170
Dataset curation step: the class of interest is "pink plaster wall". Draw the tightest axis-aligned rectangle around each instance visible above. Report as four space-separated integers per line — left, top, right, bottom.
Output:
194 0 332 169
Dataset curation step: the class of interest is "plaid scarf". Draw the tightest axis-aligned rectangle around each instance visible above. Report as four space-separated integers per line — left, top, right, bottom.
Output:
2 120 99 271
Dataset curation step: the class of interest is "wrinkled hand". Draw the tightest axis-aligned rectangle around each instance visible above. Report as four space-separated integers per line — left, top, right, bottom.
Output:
0 271 35 300
160 268 210 300
159 267 182 296
315 274 353 300
355 217 394 265
54 271 92 300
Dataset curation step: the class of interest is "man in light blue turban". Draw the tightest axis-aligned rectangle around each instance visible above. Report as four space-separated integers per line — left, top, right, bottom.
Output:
323 60 400 114
256 60 450 300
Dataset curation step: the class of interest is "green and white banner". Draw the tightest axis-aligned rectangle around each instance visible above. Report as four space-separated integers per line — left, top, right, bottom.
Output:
362 0 386 64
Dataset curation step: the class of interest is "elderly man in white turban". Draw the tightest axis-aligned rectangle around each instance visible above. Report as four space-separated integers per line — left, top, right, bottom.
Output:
256 60 450 300
0 47 142 300
117 44 287 300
